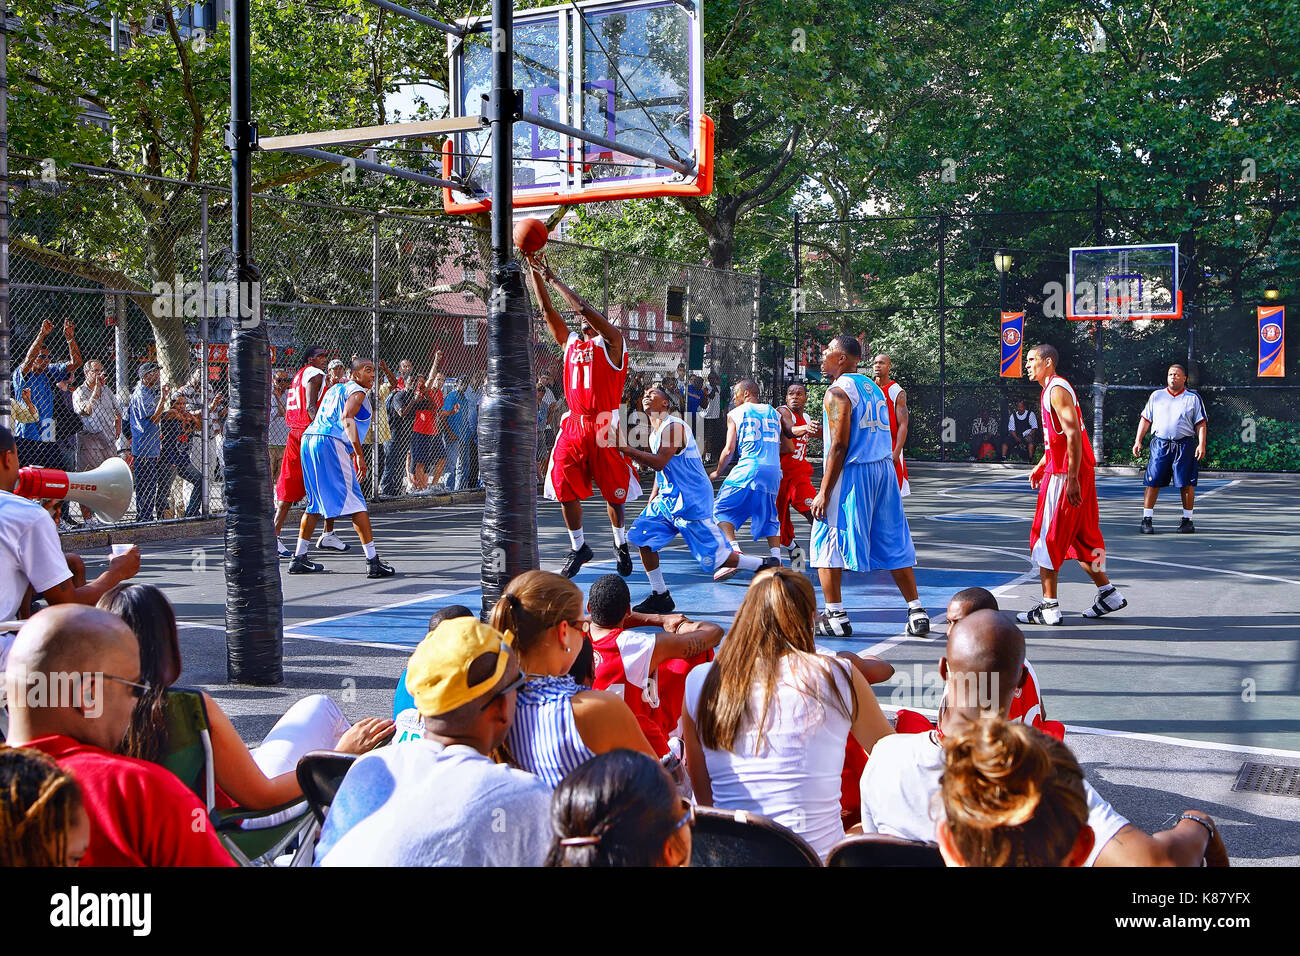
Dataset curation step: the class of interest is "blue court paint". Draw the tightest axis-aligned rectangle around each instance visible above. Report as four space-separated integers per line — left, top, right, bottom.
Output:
955 475 1234 501
287 552 1020 655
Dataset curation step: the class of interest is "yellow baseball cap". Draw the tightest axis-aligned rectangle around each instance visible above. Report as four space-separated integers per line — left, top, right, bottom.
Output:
405 618 516 717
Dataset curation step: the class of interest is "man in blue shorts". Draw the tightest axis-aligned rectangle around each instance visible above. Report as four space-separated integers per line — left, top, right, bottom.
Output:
810 334 929 638
1132 363 1207 534
619 385 777 612
289 357 396 579
709 379 789 581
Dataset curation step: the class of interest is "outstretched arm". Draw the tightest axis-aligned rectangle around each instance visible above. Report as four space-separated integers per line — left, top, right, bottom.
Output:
532 259 624 366
524 257 572 348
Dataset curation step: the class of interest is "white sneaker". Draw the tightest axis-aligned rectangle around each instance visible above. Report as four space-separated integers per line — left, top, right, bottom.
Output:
316 531 350 552
1082 586 1128 619
1017 601 1063 626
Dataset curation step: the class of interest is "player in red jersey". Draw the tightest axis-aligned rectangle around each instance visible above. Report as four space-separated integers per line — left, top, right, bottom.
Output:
524 254 642 579
871 353 910 497
273 346 340 558
1019 345 1127 625
775 382 820 567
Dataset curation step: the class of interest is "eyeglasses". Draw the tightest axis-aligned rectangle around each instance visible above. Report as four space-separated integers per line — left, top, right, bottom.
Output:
670 799 696 834
480 670 526 711
566 616 591 634
103 674 152 699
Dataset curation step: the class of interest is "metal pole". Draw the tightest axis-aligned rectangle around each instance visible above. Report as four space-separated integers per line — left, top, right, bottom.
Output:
1091 183 1105 461
791 212 800 382
371 214 380 498
0 0 10 430
937 213 947 461
225 0 283 684
750 269 761 389
200 189 210 517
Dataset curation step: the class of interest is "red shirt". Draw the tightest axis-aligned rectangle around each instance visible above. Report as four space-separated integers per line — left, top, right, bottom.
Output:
414 388 442 436
23 734 235 867
563 332 626 417
1040 375 1095 477
285 364 324 433
779 406 811 470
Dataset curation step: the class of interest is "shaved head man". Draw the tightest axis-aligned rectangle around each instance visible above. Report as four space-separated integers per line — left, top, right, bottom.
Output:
871 353 910 496
6 606 235 866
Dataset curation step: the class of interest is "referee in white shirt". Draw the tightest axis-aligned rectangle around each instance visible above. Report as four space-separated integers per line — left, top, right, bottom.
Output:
1132 364 1207 534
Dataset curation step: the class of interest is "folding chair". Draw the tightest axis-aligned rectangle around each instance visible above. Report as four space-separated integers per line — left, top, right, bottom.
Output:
160 687 318 867
296 751 358 825
826 834 945 868
689 806 823 867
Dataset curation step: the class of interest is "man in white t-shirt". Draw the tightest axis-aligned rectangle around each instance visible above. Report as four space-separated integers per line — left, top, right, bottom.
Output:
1132 363 1207 534
859 609 1226 866
0 427 140 673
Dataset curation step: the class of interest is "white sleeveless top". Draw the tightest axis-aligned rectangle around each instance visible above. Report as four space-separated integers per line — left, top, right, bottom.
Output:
684 652 855 860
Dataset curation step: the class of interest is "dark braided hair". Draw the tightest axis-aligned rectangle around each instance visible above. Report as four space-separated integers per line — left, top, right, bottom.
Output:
0 746 84 867
545 750 684 867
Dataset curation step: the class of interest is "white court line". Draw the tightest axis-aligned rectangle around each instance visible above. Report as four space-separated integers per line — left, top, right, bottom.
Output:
874 704 1300 760
1105 553 1300 587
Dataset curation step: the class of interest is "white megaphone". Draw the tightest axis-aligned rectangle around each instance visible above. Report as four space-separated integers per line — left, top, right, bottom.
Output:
15 457 136 522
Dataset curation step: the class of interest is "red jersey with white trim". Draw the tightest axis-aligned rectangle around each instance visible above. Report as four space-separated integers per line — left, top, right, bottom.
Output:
779 407 810 465
285 365 325 433
1006 659 1047 729
1040 375 1095 476
883 380 909 486
591 627 671 755
563 332 626 417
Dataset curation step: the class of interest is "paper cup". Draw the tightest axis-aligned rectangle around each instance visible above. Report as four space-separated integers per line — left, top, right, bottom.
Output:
110 544 134 558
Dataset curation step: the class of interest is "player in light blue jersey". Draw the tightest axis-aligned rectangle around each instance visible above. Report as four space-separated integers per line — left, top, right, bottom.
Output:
810 335 928 638
620 386 778 612
290 357 395 579
709 379 791 582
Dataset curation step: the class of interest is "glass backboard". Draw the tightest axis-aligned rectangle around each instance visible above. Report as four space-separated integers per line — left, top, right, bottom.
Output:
1067 243 1182 320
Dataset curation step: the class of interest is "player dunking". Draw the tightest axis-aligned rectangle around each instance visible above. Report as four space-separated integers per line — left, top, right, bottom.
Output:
810 335 930 638
619 385 777 612
289 357 395 578
871 353 910 497
1019 344 1126 624
776 381 820 567
524 254 641 579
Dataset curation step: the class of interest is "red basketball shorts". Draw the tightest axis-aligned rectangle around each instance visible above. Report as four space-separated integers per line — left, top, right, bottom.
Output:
544 411 642 505
777 458 816 547
275 429 307 504
1029 471 1106 570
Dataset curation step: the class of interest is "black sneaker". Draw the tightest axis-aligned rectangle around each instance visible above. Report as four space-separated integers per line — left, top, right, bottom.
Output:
288 555 325 574
367 556 396 578
633 590 675 615
756 556 781 573
1178 517 1195 534
1140 517 1155 534
615 544 633 577
816 609 853 637
560 543 594 579
906 606 931 637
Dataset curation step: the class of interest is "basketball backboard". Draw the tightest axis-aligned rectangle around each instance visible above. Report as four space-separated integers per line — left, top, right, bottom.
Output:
442 0 711 213
1067 243 1182 320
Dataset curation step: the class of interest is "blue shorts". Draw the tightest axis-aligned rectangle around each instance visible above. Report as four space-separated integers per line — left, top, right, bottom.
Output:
713 482 779 539
630 496 732 573
1145 436 1198 488
810 458 915 571
302 434 368 518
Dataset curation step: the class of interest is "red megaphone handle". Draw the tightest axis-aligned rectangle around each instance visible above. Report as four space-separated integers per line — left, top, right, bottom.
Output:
15 467 72 501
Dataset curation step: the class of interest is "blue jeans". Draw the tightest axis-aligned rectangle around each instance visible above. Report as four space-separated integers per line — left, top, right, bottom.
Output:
445 436 471 491
134 457 167 522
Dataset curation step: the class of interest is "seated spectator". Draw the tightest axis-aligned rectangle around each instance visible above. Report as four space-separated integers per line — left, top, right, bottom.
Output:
391 604 477 742
944 586 1046 729
1002 399 1040 461
938 716 1093 867
969 410 999 460
492 570 657 788
586 573 722 757
3 605 234 865
859 609 1228 866
99 583 393 821
0 744 90 866
0 425 140 672
547 749 692 867
682 567 894 860
315 617 552 866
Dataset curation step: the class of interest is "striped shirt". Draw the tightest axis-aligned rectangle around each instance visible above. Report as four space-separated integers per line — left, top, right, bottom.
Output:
504 675 596 789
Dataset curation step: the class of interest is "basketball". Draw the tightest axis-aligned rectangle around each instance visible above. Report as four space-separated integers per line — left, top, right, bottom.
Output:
513 217 549 254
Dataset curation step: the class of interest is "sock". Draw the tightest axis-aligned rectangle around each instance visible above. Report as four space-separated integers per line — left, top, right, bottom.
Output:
363 541 377 559
736 554 762 571
907 599 923 610
611 525 627 547
1042 598 1059 606
276 536 283 550
1143 508 1154 518
1183 508 1193 518
827 602 845 614
295 538 310 557
568 527 585 550
647 567 667 594
770 547 781 561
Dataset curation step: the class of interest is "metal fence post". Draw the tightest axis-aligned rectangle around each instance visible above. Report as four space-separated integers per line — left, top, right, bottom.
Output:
200 187 210 516
371 213 381 498
751 270 761 388
937 213 947 461
602 250 610 317
0 0 10 430
792 212 800 383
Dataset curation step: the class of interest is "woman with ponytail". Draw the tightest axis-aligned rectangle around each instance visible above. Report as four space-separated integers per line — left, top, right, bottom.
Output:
492 571 656 787
938 716 1094 867
546 749 692 867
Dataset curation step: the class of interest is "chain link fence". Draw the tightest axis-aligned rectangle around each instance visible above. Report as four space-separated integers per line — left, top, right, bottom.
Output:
788 204 1299 470
5 164 787 528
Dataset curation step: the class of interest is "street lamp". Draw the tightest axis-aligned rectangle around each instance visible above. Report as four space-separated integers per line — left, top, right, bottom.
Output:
993 250 1013 314
1263 284 1281 302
